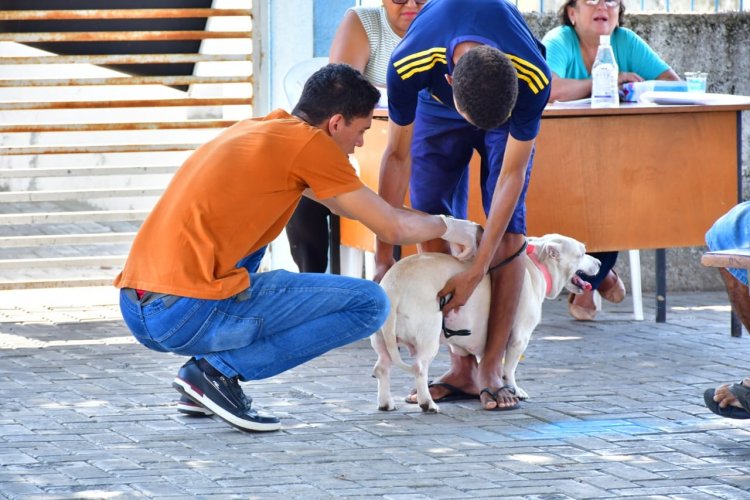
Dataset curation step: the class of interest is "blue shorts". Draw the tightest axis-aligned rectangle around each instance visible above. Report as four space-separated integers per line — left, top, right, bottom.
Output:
706 201 750 286
409 109 534 235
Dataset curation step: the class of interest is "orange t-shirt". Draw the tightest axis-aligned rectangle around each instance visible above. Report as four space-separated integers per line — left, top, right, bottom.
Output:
114 109 364 299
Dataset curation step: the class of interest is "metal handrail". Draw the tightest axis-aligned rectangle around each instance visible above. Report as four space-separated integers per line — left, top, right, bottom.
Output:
0 120 237 133
0 75 251 87
0 233 137 248
0 8 252 21
0 188 165 203
0 97 251 111
1 144 203 155
1 54 251 65
2 31 251 43
0 211 151 225
0 165 180 178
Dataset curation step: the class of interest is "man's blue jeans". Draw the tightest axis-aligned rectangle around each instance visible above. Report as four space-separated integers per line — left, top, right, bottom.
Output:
119 251 389 381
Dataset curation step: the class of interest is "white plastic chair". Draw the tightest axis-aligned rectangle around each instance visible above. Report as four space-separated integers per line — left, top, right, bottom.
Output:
283 57 329 108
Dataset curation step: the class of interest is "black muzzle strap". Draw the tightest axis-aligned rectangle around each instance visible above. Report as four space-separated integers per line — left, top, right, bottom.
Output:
439 294 471 338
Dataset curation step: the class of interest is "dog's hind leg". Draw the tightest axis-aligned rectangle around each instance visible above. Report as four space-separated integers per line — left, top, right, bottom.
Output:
412 324 441 413
371 331 396 411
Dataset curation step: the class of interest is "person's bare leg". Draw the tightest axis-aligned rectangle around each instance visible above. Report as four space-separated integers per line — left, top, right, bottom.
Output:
477 232 525 410
708 269 750 407
719 268 750 332
404 237 480 403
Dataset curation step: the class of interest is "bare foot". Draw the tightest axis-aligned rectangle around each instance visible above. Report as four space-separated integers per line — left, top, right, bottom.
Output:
568 290 597 321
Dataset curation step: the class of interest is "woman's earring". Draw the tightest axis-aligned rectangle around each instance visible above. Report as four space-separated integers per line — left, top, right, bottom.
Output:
572 19 576 26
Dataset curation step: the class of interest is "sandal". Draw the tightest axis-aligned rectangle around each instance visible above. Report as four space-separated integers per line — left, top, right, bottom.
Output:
479 385 520 411
404 382 479 404
703 381 750 419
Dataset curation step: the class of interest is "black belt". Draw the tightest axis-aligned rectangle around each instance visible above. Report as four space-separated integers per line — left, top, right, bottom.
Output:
123 288 180 308
123 288 250 307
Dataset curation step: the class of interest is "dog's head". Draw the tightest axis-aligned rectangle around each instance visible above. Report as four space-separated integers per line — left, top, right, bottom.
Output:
526 234 601 299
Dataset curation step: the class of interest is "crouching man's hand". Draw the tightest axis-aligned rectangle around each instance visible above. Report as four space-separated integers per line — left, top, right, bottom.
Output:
439 215 481 261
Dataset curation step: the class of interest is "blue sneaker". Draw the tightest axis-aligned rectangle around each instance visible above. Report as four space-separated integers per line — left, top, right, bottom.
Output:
172 358 281 432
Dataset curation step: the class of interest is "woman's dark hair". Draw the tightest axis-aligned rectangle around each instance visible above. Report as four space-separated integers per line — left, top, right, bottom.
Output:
293 63 380 125
452 45 518 130
557 0 626 27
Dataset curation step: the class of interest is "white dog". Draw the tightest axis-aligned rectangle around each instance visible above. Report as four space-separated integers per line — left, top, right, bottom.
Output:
371 233 601 413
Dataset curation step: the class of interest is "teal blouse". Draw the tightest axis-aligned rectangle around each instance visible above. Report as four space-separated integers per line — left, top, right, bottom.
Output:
542 26 669 80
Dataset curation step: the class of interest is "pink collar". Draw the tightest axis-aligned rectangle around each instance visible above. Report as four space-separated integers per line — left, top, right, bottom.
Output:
526 244 552 296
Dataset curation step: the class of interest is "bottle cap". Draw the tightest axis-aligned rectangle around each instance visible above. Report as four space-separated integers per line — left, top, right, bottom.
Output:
599 35 611 46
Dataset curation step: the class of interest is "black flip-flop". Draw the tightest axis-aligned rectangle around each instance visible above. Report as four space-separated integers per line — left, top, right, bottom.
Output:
480 386 520 411
703 386 750 419
404 382 479 404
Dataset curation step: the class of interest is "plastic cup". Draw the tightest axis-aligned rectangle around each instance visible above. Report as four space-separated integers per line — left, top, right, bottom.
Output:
685 71 708 93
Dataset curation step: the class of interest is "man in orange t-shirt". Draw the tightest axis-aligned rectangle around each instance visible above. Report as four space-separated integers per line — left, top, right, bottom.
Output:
115 64 480 433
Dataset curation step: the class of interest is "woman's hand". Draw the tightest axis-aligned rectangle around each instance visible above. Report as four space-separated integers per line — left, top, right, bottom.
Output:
618 72 644 85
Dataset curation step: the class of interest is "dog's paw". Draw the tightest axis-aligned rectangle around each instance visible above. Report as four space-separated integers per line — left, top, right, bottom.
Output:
378 404 397 411
420 402 440 414
513 386 529 400
377 398 397 411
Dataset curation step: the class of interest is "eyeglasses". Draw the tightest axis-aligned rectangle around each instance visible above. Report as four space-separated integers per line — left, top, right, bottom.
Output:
584 0 620 7
392 0 427 5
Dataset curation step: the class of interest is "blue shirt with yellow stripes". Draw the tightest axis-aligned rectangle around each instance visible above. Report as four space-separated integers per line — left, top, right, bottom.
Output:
387 0 550 141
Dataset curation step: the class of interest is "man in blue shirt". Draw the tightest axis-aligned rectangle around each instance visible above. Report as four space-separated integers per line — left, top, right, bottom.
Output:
375 0 551 411
704 202 750 419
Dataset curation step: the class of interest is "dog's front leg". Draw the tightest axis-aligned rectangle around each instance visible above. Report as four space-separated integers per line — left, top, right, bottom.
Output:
503 330 530 400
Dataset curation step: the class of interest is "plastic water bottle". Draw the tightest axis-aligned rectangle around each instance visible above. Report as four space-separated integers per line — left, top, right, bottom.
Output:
591 35 619 108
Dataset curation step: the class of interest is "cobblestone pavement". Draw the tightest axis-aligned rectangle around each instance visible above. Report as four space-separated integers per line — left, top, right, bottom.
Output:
1 287 750 499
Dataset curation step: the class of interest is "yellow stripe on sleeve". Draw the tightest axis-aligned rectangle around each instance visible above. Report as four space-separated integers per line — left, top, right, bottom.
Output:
507 54 550 90
516 73 540 94
393 47 447 69
397 54 448 80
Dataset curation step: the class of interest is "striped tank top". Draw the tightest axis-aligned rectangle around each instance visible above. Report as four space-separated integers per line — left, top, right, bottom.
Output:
351 6 402 87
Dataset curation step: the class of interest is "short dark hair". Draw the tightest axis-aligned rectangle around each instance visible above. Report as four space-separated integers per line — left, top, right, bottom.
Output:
557 0 626 27
452 46 518 130
293 63 381 124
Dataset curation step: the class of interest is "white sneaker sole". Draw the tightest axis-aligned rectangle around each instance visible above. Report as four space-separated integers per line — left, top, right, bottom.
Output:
173 377 281 432
176 400 214 417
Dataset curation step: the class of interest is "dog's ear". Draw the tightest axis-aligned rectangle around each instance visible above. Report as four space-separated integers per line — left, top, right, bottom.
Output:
542 242 562 260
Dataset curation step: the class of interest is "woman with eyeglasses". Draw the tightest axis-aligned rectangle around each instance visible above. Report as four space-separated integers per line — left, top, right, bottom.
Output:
542 0 680 321
285 0 426 275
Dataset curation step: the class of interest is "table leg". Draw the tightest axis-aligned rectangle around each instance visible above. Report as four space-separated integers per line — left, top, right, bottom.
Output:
656 249 667 323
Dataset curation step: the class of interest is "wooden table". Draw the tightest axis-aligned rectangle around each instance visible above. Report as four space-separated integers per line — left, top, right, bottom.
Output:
340 98 750 321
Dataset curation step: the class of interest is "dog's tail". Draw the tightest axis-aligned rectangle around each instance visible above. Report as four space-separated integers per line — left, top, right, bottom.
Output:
381 308 412 372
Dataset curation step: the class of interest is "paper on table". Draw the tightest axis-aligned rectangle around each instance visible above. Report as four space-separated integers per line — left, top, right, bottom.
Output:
639 91 750 106
550 97 592 106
